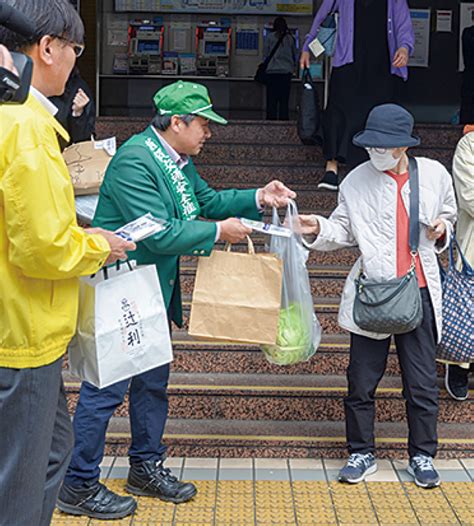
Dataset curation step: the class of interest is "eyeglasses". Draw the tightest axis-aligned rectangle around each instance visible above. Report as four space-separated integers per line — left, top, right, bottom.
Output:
54 36 85 58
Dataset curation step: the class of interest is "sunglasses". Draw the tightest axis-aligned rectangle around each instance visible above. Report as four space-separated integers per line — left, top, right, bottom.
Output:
54 35 85 58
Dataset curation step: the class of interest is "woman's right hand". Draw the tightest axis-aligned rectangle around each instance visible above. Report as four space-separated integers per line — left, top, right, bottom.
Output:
300 51 311 71
296 214 320 236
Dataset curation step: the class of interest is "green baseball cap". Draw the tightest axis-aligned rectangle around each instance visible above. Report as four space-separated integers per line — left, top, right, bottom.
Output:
153 80 228 125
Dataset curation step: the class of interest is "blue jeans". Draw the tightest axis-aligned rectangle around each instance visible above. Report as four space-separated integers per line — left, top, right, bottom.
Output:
64 362 170 486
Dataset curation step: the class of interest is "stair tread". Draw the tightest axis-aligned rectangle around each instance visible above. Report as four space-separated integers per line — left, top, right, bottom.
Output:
63 371 473 401
169 333 351 350
106 417 474 442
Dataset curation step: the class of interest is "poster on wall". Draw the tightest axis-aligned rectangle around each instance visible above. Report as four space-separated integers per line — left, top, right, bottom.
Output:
408 9 431 68
114 0 312 16
459 3 474 71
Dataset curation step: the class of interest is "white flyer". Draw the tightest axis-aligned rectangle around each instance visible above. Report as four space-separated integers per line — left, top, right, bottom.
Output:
240 218 292 238
94 137 117 157
308 37 325 58
115 213 166 242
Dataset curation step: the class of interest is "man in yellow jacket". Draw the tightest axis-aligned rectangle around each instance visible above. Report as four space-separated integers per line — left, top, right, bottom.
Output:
0 2 135 524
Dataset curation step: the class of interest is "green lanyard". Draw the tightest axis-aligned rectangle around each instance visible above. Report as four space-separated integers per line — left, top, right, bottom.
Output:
127 132 201 221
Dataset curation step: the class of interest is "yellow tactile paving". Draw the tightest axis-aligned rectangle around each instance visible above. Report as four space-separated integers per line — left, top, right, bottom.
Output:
50 511 89 526
50 479 474 525
216 480 255 524
89 520 132 526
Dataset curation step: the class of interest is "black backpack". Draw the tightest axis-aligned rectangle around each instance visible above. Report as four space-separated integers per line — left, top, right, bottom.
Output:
297 68 321 145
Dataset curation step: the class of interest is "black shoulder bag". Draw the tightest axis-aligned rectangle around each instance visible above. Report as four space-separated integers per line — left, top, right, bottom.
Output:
353 157 424 334
254 33 286 85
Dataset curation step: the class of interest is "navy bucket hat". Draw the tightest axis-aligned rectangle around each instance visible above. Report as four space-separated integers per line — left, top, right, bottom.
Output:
353 104 421 148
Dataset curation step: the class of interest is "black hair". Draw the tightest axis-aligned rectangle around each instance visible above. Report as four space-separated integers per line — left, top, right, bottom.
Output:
151 113 196 132
0 0 84 51
273 16 288 37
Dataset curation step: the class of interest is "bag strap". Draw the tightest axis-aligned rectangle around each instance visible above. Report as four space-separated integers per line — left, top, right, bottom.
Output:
408 156 420 254
355 271 415 307
225 236 255 255
302 67 312 83
264 33 286 67
449 233 474 275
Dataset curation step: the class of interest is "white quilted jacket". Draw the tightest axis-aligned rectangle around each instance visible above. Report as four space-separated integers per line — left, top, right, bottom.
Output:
307 157 457 341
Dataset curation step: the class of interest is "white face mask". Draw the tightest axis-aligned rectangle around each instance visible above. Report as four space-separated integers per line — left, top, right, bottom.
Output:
366 148 399 172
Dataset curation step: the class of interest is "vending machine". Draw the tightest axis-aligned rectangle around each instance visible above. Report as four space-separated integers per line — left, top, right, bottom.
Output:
128 21 164 74
196 24 232 77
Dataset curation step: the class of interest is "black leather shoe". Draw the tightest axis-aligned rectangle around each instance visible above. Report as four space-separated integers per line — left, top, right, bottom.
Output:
317 170 339 191
57 481 137 519
126 459 197 503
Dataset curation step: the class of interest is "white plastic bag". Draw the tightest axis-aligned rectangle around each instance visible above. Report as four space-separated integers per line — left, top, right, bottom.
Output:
261 201 321 365
69 263 173 388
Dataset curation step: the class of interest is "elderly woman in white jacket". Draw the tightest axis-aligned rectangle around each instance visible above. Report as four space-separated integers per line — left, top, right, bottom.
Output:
298 104 457 489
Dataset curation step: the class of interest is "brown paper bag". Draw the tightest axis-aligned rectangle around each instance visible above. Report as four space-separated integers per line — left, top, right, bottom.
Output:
63 139 114 196
189 237 283 345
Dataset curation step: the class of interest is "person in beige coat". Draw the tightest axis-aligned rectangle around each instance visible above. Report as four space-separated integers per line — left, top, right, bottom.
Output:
298 104 457 489
444 127 474 401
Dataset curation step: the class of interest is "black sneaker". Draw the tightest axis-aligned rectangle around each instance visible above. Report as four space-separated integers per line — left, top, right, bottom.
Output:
445 364 469 401
57 481 137 519
407 455 440 488
317 171 338 191
126 459 197 503
338 453 377 483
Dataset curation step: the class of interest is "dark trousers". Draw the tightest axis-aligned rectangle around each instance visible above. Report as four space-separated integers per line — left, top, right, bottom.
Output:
344 288 439 458
0 358 74 526
266 73 292 120
64 362 170 486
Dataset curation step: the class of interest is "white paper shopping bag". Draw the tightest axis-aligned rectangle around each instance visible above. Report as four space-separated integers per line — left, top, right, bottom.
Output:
69 264 172 389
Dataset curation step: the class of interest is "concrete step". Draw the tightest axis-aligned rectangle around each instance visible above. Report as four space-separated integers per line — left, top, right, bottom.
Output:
196 143 453 168
64 372 473 426
165 335 454 379
95 118 463 150
63 335 404 377
194 164 337 191
102 417 473 459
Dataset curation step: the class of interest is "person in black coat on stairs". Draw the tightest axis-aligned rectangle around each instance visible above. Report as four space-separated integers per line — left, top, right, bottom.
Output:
50 66 96 149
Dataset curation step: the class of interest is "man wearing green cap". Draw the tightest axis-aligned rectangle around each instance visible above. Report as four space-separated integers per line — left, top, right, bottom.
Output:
57 81 296 520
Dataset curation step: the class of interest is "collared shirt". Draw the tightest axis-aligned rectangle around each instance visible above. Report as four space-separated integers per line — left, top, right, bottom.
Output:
151 126 222 240
151 126 189 170
150 126 262 242
30 86 59 116
303 0 415 80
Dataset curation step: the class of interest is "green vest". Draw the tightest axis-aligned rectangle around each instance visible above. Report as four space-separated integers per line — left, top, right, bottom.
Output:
93 126 261 326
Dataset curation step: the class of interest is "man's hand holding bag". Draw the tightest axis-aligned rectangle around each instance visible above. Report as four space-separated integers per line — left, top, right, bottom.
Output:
69 263 172 389
188 236 283 345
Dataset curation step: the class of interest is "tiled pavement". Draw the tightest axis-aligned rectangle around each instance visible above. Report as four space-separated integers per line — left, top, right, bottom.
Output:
51 457 474 525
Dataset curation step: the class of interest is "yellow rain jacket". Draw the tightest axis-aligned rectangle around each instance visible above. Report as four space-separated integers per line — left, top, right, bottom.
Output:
0 94 110 369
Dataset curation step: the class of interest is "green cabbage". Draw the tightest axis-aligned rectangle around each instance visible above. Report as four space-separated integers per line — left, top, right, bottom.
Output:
262 303 314 365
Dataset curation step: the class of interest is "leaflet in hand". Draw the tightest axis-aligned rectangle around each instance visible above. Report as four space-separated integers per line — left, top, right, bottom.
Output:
115 213 166 242
240 218 291 238
308 37 325 58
